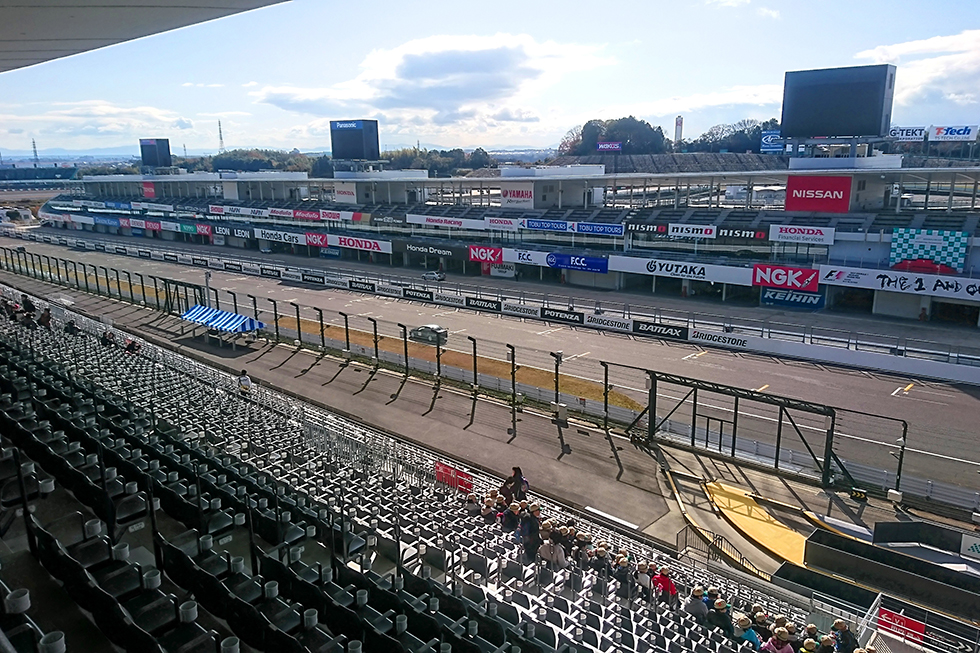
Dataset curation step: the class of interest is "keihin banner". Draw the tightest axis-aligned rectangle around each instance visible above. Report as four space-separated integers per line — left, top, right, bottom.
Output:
769 225 836 245
889 126 927 142
499 182 534 209
928 125 978 142
784 175 852 213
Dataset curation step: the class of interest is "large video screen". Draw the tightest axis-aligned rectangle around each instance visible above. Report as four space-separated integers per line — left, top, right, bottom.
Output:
330 120 380 160
780 65 895 138
139 138 172 168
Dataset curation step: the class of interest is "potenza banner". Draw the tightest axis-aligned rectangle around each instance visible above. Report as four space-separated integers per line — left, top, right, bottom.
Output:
769 225 835 245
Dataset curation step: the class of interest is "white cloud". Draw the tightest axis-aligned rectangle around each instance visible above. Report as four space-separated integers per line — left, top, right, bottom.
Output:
241 81 258 87
181 82 224 88
197 111 252 117
616 84 782 117
855 29 980 107
251 34 610 133
705 0 751 6
756 7 779 19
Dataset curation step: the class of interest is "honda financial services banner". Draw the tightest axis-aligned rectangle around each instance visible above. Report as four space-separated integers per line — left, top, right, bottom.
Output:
784 175 852 213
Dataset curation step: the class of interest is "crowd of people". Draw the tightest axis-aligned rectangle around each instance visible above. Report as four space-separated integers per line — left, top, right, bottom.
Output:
1 293 52 331
464 466 870 653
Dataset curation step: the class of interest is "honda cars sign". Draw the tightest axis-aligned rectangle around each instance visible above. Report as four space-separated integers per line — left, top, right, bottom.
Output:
769 225 836 245
753 264 819 292
784 175 852 213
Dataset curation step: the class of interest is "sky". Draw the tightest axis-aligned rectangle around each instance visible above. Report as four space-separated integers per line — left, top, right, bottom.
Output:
1 0 979 155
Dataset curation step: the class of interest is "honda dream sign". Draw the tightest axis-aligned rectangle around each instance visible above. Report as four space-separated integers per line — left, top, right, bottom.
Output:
784 175 852 213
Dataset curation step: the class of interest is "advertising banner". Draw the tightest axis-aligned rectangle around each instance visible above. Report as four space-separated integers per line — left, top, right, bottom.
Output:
223 261 243 272
333 181 358 204
141 202 172 212
70 215 94 225
540 306 584 325
94 216 120 228
320 210 367 222
195 224 212 236
877 608 925 645
268 208 294 218
247 208 269 218
820 264 980 301
752 264 820 292
760 130 784 153
597 142 623 151
179 224 197 234
928 125 978 142
769 224 836 245
434 293 465 307
959 534 980 562
281 270 302 282
117 218 131 228
490 262 516 278
404 243 459 258
502 302 540 318
142 181 156 199
546 253 608 274
608 256 755 286
254 227 303 245
348 280 376 293
625 223 668 234
717 228 768 241
464 297 502 312
575 222 625 237
785 175 852 212
760 288 826 309
223 206 248 216
668 223 716 239
406 214 487 230
294 209 321 221
632 320 689 341
434 461 473 493
889 126 927 142
499 182 534 209
301 272 326 285
213 225 230 236
326 234 391 254
584 313 632 332
524 218 572 232
402 288 434 302
468 245 503 264
305 232 330 247
145 220 162 231
889 228 968 273
191 256 210 267
232 228 251 239
484 216 520 231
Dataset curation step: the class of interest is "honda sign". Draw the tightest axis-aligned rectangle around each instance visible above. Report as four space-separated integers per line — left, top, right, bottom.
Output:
784 175 852 213
769 225 836 245
753 264 819 292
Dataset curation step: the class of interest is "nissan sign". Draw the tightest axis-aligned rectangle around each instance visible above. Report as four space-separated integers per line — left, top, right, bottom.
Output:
769 225 835 245
597 142 623 151
752 264 820 292
784 175 852 213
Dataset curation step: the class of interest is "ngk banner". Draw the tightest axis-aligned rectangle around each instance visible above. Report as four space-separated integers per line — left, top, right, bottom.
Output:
769 225 836 245
784 175 852 213
468 245 503 264
752 264 819 292
305 232 330 247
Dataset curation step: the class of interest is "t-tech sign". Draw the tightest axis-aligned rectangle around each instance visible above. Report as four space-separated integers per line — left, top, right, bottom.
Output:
784 175 852 213
468 245 503 263
753 264 820 292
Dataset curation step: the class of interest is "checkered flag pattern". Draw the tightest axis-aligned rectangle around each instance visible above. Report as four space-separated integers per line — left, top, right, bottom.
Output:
889 228 968 272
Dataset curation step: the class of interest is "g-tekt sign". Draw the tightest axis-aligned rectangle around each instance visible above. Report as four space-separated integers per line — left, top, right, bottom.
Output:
784 175 852 213
753 264 819 292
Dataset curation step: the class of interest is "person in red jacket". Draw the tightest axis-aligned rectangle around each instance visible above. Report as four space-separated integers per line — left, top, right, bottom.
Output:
652 566 678 607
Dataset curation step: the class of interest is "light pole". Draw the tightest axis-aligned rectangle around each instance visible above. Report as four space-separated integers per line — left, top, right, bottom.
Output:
204 271 212 308
338 312 351 352
397 323 409 377
506 344 518 438
228 290 239 315
135 272 145 304
150 276 160 308
267 298 280 340
70 261 80 290
366 317 379 364
99 266 110 296
313 308 326 349
435 338 442 381
466 335 478 389
122 270 134 303
246 294 258 320
550 350 563 405
112 268 121 298
891 430 908 493
290 302 303 345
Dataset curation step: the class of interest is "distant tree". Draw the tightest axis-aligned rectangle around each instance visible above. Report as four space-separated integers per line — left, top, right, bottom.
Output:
211 148 312 173
311 155 334 178
686 118 780 153
558 125 582 155
469 147 492 169
562 117 670 155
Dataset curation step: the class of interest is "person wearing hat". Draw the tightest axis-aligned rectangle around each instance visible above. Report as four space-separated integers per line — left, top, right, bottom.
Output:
832 619 859 653
785 623 799 651
754 612 773 643
801 639 817 653
634 561 653 601
684 586 709 625
707 597 735 638
590 547 611 575
499 466 529 503
538 531 568 569
481 498 497 524
653 566 678 608
613 556 634 598
571 532 592 567
463 493 481 515
802 625 820 643
817 635 835 653
704 586 721 607
761 627 794 653
520 503 542 561
735 614 762 650
500 502 521 531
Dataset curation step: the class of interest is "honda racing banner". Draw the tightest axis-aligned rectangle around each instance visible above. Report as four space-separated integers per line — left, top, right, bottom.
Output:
752 264 819 292
819 264 980 302
784 175 852 213
406 214 488 230
468 245 503 264
769 225 836 245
